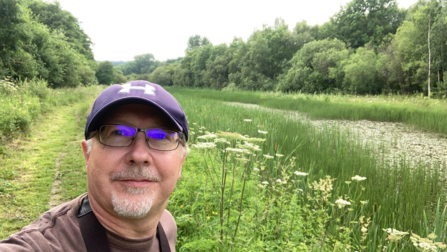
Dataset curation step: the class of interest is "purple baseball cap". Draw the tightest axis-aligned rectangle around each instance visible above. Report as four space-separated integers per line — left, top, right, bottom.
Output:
85 80 189 141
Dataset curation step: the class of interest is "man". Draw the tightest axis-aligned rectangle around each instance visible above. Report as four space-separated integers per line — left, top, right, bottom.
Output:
0 80 188 251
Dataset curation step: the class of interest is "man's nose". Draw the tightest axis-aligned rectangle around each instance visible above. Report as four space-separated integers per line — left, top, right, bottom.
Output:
127 131 152 164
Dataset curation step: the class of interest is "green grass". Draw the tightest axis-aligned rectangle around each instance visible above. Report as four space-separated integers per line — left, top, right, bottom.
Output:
1 85 446 251
169 93 447 251
0 85 99 238
166 88 447 135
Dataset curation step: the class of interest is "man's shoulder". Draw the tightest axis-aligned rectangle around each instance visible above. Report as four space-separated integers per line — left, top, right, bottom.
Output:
160 209 177 250
0 194 87 251
22 193 86 233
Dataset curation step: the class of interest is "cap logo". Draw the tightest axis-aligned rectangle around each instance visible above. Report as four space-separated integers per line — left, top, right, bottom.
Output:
118 83 156 95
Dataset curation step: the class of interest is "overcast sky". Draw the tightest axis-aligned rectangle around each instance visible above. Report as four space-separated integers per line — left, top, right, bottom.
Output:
49 0 418 62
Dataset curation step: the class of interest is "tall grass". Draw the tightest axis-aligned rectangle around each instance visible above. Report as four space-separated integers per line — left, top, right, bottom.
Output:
166 88 447 135
0 78 103 149
169 92 447 251
1 84 446 250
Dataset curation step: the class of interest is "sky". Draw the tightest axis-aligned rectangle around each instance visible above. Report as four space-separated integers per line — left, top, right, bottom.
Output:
49 0 419 62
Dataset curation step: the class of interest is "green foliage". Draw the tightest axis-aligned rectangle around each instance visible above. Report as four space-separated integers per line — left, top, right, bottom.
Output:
168 91 447 251
27 0 94 60
343 47 381 94
96 61 115 84
113 72 127 84
278 39 349 93
186 35 212 53
388 0 447 95
153 1 446 96
0 0 96 87
0 78 100 144
169 87 447 135
120 53 161 77
1 87 447 251
149 62 178 86
3 0 447 96
325 0 405 48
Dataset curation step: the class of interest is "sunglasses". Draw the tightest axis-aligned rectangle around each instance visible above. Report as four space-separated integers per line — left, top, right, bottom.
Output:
91 124 184 151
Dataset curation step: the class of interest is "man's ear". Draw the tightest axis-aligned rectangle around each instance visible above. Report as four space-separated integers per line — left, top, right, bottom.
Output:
81 140 90 164
177 151 187 180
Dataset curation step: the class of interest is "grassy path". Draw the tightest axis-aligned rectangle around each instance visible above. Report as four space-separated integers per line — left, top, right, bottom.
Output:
0 102 90 238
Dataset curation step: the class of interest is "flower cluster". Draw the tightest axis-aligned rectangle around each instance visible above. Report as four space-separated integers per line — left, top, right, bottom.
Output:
410 233 447 251
382 228 409 242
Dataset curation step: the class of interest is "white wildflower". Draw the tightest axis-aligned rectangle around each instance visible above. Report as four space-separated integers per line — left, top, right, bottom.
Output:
253 168 260 172
197 134 217 140
258 130 268 134
383 228 409 236
276 179 282 183
384 228 409 242
243 119 252 122
352 175 367 181
335 198 351 209
236 157 249 163
191 142 217 149
275 153 284 157
261 181 269 185
226 147 250 154
263 154 274 159
239 134 248 140
294 171 308 176
238 141 261 151
214 138 230 144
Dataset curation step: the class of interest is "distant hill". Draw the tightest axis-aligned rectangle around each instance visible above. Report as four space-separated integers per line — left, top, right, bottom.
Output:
111 61 126 66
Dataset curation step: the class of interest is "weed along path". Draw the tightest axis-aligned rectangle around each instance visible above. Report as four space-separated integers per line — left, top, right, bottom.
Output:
227 102 447 169
0 102 88 238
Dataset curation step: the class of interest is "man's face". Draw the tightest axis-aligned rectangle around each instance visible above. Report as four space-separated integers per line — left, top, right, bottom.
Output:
82 103 185 219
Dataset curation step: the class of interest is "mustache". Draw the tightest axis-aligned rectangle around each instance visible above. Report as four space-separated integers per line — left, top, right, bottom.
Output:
110 165 161 182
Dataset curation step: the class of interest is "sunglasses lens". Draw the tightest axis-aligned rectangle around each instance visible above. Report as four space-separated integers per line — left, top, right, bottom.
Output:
99 125 136 147
146 129 179 150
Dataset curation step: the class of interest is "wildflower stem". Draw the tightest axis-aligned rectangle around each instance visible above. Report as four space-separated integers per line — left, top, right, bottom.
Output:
203 152 218 190
226 159 236 243
232 161 250 247
220 150 228 244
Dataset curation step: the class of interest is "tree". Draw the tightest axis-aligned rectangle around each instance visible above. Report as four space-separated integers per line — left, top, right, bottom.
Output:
326 0 405 48
186 35 212 53
149 62 178 86
0 0 37 79
96 61 115 84
203 44 230 89
388 0 447 95
278 39 349 93
133 53 160 74
293 21 317 50
27 0 94 60
343 47 381 94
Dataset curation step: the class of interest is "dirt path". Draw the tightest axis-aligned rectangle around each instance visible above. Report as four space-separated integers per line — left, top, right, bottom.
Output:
227 102 447 168
0 104 84 237
48 151 67 208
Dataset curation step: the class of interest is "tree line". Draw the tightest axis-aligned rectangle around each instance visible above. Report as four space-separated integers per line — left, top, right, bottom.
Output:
2 0 447 96
0 0 96 87
143 0 446 96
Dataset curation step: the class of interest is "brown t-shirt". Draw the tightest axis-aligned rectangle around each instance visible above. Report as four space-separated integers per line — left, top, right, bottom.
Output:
0 193 177 252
